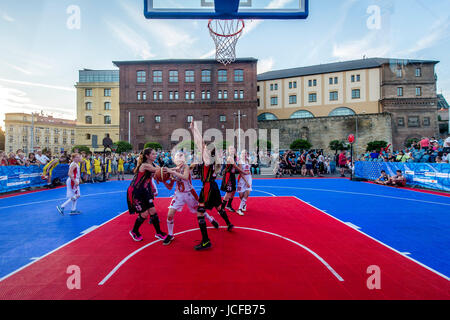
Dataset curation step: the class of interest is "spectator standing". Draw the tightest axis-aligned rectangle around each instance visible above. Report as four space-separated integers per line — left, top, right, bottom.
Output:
420 137 430 151
35 149 49 165
338 150 347 177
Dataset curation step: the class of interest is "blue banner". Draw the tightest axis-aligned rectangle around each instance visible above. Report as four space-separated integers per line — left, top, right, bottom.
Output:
355 162 450 192
0 165 69 194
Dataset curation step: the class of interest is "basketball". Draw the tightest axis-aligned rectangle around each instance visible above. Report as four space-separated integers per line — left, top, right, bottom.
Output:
154 167 171 182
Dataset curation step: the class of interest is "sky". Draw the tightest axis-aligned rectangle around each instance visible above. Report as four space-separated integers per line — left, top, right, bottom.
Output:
0 0 449 129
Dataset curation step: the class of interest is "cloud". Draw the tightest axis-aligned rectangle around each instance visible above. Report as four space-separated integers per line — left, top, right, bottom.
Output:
106 21 156 59
0 78 76 92
404 16 450 55
1 12 14 22
5 63 33 75
332 32 391 61
258 57 275 74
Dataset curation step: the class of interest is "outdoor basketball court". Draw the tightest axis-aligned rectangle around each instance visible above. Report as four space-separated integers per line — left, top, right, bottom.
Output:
0 178 448 300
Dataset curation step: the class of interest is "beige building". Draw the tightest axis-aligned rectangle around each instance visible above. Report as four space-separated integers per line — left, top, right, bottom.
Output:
257 58 385 120
75 69 120 151
4 113 76 155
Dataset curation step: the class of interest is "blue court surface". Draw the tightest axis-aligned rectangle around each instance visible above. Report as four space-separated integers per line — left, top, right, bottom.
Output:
0 178 449 281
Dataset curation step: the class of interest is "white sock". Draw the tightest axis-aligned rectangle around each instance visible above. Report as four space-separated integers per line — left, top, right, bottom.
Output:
71 199 77 211
61 198 72 208
204 213 214 223
167 219 174 236
239 198 246 210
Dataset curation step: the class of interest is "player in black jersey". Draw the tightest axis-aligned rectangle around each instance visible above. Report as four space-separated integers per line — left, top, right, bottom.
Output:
190 121 234 251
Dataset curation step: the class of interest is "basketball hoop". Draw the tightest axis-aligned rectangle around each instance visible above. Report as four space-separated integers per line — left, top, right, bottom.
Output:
208 19 245 65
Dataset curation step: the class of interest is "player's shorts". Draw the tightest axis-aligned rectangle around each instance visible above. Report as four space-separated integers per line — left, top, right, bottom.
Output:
306 164 313 170
66 177 81 199
118 165 124 172
199 181 222 211
220 172 236 193
237 175 252 193
94 166 101 174
169 191 198 214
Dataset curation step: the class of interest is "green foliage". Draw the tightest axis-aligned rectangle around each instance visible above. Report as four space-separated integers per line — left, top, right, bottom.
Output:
72 145 91 153
115 141 133 153
144 142 163 151
256 139 272 151
175 140 195 151
329 140 347 153
366 140 388 152
290 139 312 150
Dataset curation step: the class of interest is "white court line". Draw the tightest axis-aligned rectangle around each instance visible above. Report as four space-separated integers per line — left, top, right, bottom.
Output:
98 226 344 286
256 186 450 206
0 190 126 210
0 210 128 282
251 189 276 197
345 222 361 230
292 196 450 281
81 225 98 235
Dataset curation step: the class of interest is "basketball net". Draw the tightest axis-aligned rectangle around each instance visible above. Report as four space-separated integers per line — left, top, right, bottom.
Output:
208 19 245 65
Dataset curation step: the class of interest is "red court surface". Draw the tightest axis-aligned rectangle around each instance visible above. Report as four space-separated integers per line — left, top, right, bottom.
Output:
0 196 448 300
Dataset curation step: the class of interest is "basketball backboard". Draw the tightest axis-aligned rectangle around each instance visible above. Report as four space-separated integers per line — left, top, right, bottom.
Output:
144 0 309 20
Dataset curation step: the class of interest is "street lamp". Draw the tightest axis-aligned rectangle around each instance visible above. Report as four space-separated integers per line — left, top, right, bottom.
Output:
233 110 247 152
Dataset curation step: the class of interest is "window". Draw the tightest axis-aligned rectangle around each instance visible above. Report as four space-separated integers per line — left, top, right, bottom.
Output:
290 110 314 119
153 70 162 83
190 91 195 100
104 102 111 110
329 91 338 101
71 130 75 136
85 89 92 97
138 116 145 124
201 70 211 82
45 137 49 143
223 90 228 99
274 83 278 90
416 87 422 96
206 90 211 100
234 69 244 82
185 70 195 82
329 107 356 116
218 90 222 99
234 90 239 99
153 91 157 100
397 87 403 97
202 91 206 100
334 77 338 84
104 115 111 125
423 117 430 126
220 115 226 122
63 138 67 145
218 70 227 82
329 78 333 85
270 84 274 91
54 137 58 144
174 91 179 100
356 74 360 82
85 102 92 110
185 91 190 100
270 97 278 106
85 116 92 124
396 68 402 78
308 93 317 103
257 98 260 107
137 71 146 83
257 85 260 92
104 88 111 97
313 79 317 86
71 139 75 145
415 68 422 77
351 75 355 82
240 90 244 99
289 95 297 104
308 79 312 87
155 115 161 123
169 70 178 83
159 91 163 100
187 115 193 123
137 92 142 100
258 113 278 121
408 116 420 127
293 81 297 88
352 89 361 99
169 91 174 100
397 117 405 127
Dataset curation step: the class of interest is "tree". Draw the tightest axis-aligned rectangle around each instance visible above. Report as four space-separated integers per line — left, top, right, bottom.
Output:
256 139 272 151
144 142 163 150
329 140 347 154
404 138 419 148
290 139 312 150
115 141 133 154
72 145 90 153
174 140 195 152
366 140 388 152
0 126 5 151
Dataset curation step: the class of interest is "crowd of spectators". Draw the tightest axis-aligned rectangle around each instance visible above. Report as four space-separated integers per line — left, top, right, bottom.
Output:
359 136 450 163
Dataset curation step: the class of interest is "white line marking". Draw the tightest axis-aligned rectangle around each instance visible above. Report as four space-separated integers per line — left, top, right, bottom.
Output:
345 222 361 230
98 226 344 286
80 225 98 235
0 210 128 283
29 257 40 261
401 252 411 256
257 186 450 206
292 196 450 281
252 189 276 197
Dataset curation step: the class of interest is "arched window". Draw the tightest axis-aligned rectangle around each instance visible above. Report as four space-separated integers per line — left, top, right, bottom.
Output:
258 113 278 121
290 110 314 119
328 107 356 116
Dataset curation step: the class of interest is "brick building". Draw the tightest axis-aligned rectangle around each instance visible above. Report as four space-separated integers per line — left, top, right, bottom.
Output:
113 59 258 150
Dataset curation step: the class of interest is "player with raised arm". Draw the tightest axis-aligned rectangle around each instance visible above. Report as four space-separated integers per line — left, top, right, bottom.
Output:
190 121 234 251
236 149 252 216
162 152 220 246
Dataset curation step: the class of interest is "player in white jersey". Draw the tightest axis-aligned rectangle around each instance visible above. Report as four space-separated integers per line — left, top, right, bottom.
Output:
162 152 219 246
57 153 82 215
236 150 252 216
